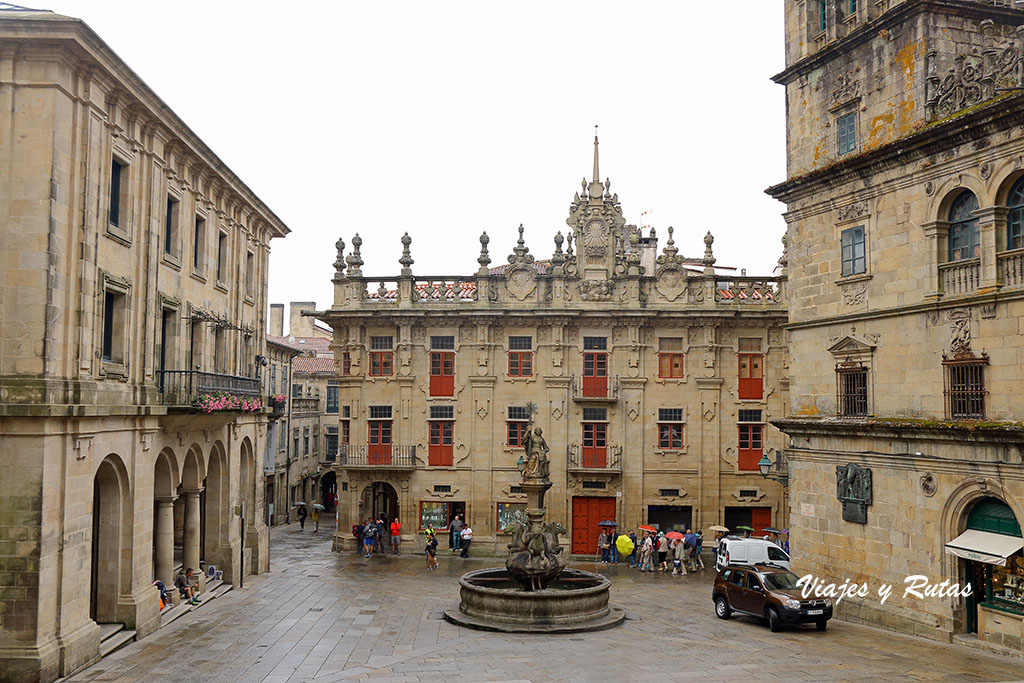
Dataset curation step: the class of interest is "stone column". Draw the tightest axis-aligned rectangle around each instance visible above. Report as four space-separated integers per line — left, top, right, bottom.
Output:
974 206 1007 289
154 496 177 586
182 488 203 571
921 220 949 298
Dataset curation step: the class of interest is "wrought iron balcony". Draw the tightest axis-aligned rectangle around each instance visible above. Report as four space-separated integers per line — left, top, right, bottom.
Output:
335 444 417 469
566 443 622 473
570 375 619 402
156 370 260 407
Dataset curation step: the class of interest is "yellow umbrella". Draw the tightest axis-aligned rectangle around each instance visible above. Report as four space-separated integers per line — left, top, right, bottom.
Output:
615 534 634 558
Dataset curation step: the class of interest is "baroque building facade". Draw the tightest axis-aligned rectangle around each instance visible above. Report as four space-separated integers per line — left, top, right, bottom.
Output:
769 0 1024 650
317 140 789 558
0 7 289 680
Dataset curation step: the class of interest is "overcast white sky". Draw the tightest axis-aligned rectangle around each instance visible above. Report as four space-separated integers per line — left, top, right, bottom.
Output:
48 1 787 331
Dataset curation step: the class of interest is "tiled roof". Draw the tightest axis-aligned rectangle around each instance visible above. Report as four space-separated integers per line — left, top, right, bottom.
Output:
293 356 335 374
291 336 331 354
267 335 304 352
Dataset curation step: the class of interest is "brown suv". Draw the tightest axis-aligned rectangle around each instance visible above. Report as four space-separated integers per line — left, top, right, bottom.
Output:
712 563 832 632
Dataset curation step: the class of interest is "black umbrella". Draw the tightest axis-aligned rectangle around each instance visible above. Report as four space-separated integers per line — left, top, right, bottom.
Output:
598 520 618 527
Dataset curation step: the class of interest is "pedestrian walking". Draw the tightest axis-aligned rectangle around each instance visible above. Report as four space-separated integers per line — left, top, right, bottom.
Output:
459 523 473 558
640 532 655 572
609 528 619 564
450 515 464 553
684 529 699 572
598 529 610 563
311 506 321 533
425 532 439 570
695 530 706 570
671 538 687 575
628 529 638 567
296 505 308 531
390 517 402 555
657 532 669 572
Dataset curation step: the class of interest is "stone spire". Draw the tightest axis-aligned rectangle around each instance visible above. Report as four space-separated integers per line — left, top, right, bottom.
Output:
333 237 346 280
347 234 363 277
588 127 604 199
592 126 599 183
508 224 534 265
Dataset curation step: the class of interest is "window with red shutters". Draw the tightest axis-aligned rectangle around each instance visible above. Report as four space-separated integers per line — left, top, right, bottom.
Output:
582 407 608 467
429 351 455 396
658 337 684 378
737 409 763 471
508 336 533 377
428 405 454 466
738 338 763 399
507 406 529 446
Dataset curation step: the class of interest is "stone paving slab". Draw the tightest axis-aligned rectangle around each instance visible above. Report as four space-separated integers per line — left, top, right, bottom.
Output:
66 522 1024 682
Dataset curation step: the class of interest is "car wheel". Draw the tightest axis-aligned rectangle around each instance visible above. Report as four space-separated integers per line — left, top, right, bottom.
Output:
768 607 782 632
816 619 827 631
714 596 731 620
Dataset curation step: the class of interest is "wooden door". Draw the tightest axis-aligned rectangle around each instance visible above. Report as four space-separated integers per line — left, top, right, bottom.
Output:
582 353 607 397
571 496 616 554
751 507 772 537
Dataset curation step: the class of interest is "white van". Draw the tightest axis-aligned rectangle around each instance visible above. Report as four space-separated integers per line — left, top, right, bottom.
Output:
715 537 790 571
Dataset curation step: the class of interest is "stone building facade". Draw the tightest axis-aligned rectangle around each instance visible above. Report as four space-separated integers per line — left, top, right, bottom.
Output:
265 303 337 527
769 0 1024 649
317 140 789 557
0 7 289 680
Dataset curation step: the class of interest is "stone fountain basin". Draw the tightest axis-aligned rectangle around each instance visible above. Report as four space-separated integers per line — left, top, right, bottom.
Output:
443 568 626 633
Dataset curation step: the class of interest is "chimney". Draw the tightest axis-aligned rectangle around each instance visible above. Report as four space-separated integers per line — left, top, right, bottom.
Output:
269 303 284 337
289 301 317 338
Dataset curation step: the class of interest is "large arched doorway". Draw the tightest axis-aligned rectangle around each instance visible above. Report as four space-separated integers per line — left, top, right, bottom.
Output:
947 496 1024 634
152 449 179 587
180 447 205 572
360 482 398 523
203 442 229 575
91 455 131 624
240 437 256 576
320 471 337 511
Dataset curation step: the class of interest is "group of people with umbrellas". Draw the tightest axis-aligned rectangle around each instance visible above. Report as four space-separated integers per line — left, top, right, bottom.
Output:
595 520 789 571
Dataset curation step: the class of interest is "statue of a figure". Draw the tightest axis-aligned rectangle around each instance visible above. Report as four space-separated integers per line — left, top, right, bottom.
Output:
522 426 549 479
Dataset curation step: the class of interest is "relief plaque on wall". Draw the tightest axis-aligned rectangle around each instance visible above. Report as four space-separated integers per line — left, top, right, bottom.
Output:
836 462 872 524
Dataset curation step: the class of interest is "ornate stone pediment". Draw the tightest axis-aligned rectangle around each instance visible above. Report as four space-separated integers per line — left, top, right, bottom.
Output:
827 335 875 355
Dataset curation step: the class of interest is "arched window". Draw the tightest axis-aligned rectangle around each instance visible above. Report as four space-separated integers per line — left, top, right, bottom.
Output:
1007 177 1024 251
948 191 980 261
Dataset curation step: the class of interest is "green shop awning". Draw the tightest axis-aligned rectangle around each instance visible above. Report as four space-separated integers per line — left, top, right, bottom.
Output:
945 529 1024 566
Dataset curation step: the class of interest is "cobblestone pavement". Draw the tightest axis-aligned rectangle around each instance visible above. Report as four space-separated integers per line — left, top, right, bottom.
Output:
68 522 1024 682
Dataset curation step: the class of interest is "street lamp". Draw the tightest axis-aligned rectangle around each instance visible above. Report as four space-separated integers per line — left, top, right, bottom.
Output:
758 452 773 479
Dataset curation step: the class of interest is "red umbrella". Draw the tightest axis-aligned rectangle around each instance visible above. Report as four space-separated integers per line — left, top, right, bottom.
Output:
638 525 657 533
665 531 685 541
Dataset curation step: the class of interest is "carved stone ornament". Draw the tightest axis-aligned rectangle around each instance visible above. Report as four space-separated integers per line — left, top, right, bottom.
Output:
925 180 935 196
920 472 937 498
831 71 862 105
506 266 536 301
583 219 609 257
841 282 868 306
836 201 869 223
836 463 873 524
656 268 686 302
949 312 971 356
579 279 613 301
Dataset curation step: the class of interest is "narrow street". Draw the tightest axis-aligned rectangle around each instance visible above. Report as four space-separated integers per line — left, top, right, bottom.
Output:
68 523 1024 682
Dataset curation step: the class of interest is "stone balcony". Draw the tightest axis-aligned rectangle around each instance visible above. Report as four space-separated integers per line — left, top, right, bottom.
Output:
291 396 320 414
570 375 619 402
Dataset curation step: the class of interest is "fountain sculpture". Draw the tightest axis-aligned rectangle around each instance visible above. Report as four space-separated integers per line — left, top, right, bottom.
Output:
444 405 625 633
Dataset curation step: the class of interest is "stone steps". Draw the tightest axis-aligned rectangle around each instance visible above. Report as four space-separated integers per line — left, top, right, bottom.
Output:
158 578 232 628
98 623 136 657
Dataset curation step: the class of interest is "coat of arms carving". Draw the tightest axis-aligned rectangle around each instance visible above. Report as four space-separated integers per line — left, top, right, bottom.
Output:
656 267 686 302
505 267 536 301
836 462 872 524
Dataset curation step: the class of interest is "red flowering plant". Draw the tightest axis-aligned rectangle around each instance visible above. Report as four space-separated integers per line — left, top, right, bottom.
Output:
193 391 263 413
269 393 287 409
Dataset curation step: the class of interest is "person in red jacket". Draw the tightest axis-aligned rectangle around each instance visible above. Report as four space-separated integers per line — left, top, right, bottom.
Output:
390 518 402 555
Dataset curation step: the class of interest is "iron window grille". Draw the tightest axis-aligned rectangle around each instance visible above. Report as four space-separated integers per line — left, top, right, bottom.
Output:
943 353 988 419
583 336 607 351
508 336 532 350
370 336 393 350
430 405 454 420
369 405 393 419
836 362 869 417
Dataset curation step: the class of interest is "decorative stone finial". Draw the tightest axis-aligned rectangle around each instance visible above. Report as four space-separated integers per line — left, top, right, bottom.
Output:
509 224 534 264
347 233 363 276
333 237 346 279
703 230 716 275
593 127 600 183
565 231 574 257
663 226 678 258
778 232 789 271
399 232 414 275
477 231 491 272
551 231 565 267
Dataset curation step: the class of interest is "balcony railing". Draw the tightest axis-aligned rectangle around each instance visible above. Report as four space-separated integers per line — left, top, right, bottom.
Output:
570 375 619 402
336 444 417 469
157 370 260 407
291 397 320 414
567 443 622 472
999 248 1024 289
939 258 980 296
714 276 784 305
